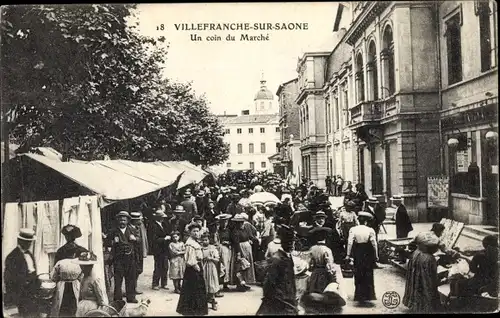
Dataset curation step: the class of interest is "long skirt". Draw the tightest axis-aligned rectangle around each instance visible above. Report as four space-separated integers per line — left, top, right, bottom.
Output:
176 263 208 316
308 267 334 294
402 249 441 312
218 244 231 284
169 256 186 280
202 260 220 294
230 241 256 285
257 298 298 315
353 242 376 301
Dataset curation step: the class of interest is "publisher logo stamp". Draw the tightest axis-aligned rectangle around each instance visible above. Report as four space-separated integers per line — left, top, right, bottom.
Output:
382 291 400 309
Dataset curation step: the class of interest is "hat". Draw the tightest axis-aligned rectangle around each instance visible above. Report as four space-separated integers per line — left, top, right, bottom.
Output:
292 256 309 275
314 211 327 218
309 227 333 236
277 224 296 238
130 212 143 220
76 251 98 265
367 197 378 204
192 215 204 222
153 210 167 218
231 214 246 222
197 191 205 197
173 205 185 213
61 224 82 239
391 195 403 201
215 213 232 221
240 212 249 221
18 228 36 241
116 211 131 219
186 222 202 232
358 211 374 219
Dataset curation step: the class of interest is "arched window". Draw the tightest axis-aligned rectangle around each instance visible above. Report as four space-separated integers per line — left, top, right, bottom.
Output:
368 41 379 100
382 25 395 96
355 53 365 103
260 101 265 110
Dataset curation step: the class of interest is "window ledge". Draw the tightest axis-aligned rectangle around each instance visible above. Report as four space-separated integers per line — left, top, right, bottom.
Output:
450 193 487 202
442 68 498 92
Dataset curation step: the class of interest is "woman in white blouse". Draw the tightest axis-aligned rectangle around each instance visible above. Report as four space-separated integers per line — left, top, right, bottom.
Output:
176 223 209 316
345 212 378 303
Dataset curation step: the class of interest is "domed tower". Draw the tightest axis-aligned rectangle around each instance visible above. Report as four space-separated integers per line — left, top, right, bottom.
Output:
254 74 275 115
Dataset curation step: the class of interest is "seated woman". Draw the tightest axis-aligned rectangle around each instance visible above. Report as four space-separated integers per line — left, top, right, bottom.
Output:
74 252 108 317
450 235 499 297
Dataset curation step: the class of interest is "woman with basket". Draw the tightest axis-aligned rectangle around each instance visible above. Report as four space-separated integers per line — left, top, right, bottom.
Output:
74 252 109 317
229 213 256 291
307 227 338 294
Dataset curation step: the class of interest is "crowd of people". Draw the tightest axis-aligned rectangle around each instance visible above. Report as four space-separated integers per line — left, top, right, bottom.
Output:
3 170 498 317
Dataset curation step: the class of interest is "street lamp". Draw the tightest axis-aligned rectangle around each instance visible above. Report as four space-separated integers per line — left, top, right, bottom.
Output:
485 131 498 141
447 137 460 148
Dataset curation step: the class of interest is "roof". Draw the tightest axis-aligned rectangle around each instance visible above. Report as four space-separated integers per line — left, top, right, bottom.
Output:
254 87 274 100
22 152 208 203
0 142 19 164
220 114 279 125
276 78 298 96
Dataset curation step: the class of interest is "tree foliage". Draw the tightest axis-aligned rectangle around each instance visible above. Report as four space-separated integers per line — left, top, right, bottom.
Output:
1 4 228 166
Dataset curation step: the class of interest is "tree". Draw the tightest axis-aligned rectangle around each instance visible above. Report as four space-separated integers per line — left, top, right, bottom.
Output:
1 4 228 166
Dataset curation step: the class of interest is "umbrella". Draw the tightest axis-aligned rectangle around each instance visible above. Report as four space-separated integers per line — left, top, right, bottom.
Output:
249 191 280 205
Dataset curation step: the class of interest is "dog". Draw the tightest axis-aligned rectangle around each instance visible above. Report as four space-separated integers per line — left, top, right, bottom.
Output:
123 298 151 317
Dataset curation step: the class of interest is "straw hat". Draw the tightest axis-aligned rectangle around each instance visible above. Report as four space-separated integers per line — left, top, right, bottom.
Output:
231 214 246 222
358 211 374 219
192 215 204 222
173 205 185 213
215 213 232 221
391 195 403 201
186 222 202 232
153 210 167 218
130 212 143 220
116 211 131 219
240 212 249 221
197 190 206 197
18 228 36 241
367 197 378 204
314 211 327 218
76 251 98 265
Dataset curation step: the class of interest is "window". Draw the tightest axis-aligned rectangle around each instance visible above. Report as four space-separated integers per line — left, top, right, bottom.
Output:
260 127 265 133
237 128 242 134
249 162 255 170
260 101 264 110
344 90 349 125
368 41 378 101
249 143 254 153
261 162 266 168
238 162 243 165
478 2 492 72
226 162 231 168
445 13 463 85
355 53 365 102
225 129 230 134
237 143 242 154
248 128 253 134
334 95 340 131
382 25 395 96
260 143 266 153
276 127 280 132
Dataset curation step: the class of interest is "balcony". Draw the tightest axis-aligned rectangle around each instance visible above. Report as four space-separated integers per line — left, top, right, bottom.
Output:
349 100 383 127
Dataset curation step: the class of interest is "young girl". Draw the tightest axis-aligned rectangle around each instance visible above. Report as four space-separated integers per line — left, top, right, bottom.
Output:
201 233 220 310
169 231 186 294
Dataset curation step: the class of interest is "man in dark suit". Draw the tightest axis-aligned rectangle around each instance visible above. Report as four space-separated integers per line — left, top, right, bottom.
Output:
109 211 138 303
4 228 39 317
180 189 198 221
149 210 171 290
129 212 146 295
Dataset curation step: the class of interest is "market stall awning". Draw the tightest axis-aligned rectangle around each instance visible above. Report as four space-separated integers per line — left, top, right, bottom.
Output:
22 153 207 203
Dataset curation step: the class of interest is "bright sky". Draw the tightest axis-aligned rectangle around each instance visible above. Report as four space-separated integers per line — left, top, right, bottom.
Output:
134 2 340 115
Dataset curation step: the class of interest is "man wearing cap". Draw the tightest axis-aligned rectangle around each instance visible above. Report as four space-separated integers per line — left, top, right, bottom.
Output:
4 228 39 316
149 209 171 290
257 225 298 315
129 212 146 295
195 190 209 217
55 224 88 264
365 197 386 239
109 211 138 303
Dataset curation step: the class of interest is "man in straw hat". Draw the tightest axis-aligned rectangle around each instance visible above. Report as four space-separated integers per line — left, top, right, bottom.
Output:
4 228 39 316
108 211 138 303
180 189 198 219
256 224 299 315
149 209 171 291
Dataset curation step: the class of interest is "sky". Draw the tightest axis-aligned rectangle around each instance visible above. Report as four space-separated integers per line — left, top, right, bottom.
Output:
134 2 340 115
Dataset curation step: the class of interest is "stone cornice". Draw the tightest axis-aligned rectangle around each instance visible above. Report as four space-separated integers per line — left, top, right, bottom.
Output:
297 52 331 72
345 1 391 46
296 88 324 104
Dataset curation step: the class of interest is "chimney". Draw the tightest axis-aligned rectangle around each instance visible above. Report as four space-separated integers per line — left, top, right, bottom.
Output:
242 110 250 115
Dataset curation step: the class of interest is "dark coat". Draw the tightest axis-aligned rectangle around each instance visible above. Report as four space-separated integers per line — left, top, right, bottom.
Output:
129 224 144 272
256 249 298 315
4 247 38 306
149 220 171 256
395 204 413 238
180 200 198 219
108 226 137 263
54 241 88 264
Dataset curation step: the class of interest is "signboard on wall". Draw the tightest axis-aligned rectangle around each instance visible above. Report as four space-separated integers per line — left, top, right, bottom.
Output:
456 150 469 172
427 176 449 208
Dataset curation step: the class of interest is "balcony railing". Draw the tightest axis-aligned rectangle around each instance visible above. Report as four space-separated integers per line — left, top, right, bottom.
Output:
349 96 398 126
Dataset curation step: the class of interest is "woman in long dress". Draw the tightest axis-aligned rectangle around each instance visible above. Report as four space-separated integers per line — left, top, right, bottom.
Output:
176 222 209 316
201 233 220 310
215 214 232 291
346 212 378 303
402 231 442 312
308 227 337 294
74 252 108 317
229 213 256 291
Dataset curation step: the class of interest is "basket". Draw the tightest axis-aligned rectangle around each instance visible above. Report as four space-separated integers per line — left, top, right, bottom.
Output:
340 260 354 278
35 273 57 300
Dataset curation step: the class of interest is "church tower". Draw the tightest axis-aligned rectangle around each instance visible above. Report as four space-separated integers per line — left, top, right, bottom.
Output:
254 73 275 115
